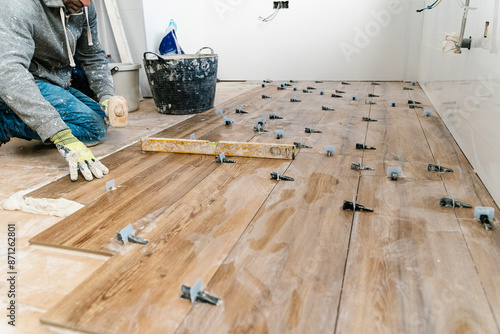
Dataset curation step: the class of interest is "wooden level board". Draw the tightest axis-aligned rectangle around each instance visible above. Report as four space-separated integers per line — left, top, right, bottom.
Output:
335 175 499 333
41 157 290 333
141 138 296 160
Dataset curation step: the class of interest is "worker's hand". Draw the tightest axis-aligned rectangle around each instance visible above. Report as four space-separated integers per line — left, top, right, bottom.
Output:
50 129 109 182
100 96 128 128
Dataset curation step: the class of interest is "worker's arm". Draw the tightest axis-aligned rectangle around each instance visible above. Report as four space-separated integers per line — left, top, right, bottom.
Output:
0 2 68 142
75 2 115 104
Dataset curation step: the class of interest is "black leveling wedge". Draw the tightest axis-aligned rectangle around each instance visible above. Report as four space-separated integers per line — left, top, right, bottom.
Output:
440 198 472 208
428 164 454 173
356 143 376 150
305 126 322 133
331 94 343 98
180 285 222 306
343 200 374 212
351 162 374 171
294 141 312 149
479 215 493 230
362 117 378 122
215 152 236 164
335 90 345 94
270 170 294 181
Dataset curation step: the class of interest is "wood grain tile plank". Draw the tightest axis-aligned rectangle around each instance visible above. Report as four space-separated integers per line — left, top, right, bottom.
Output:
336 176 498 334
458 218 500 330
41 157 290 334
29 154 220 255
176 152 358 333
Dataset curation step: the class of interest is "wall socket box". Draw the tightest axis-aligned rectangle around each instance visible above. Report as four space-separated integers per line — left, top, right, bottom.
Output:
273 1 289 9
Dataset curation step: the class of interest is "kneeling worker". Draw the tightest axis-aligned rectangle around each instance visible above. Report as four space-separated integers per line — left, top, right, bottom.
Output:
0 0 127 181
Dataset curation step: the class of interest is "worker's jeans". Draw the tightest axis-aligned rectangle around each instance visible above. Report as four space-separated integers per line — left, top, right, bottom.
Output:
0 81 107 145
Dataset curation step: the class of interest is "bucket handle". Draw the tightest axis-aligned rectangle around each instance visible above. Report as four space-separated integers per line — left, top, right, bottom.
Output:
143 51 167 63
196 47 215 55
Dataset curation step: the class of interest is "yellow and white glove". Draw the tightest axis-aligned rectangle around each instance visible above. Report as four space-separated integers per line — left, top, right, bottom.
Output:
50 129 109 182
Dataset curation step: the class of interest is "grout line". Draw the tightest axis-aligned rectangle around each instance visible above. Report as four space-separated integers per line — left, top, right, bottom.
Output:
334 82 374 333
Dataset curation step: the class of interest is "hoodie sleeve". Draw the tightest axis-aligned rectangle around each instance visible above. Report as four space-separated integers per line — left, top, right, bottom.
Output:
76 3 115 103
0 3 68 142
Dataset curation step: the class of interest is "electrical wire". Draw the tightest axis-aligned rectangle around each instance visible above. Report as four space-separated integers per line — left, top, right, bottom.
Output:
258 3 281 22
416 0 443 12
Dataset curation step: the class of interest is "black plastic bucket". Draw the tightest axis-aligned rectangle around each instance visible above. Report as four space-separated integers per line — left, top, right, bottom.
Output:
143 47 218 115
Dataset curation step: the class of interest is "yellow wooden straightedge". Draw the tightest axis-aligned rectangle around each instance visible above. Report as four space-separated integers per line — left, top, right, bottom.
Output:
142 138 296 160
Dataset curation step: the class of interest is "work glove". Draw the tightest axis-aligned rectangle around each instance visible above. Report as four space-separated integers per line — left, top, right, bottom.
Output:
50 129 109 182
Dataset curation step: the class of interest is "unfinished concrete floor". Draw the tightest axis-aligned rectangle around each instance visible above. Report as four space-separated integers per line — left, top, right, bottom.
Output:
1 81 499 333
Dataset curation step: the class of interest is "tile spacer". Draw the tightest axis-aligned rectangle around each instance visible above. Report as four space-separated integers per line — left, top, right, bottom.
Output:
315 80 323 83
322 105 334 111
216 109 223 115
324 145 336 157
351 95 358 101
270 167 294 181
474 207 495 230
362 117 377 122
262 93 271 99
106 179 116 192
319 90 325 95
180 278 222 306
387 167 402 181
390 100 397 107
409 104 423 109
371 81 380 85
290 97 301 102
424 109 433 117
303 89 312 93
276 130 285 139
190 133 196 140
257 118 266 126
235 107 248 114
293 86 298 91
262 82 266 87
117 224 148 245
223 116 233 125
368 93 379 97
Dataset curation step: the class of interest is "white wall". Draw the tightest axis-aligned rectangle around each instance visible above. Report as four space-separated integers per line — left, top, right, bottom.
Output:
419 0 500 204
94 0 151 96
142 0 424 81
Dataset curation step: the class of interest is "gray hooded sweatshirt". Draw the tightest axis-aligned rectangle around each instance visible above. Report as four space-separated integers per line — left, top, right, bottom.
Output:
0 0 114 142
